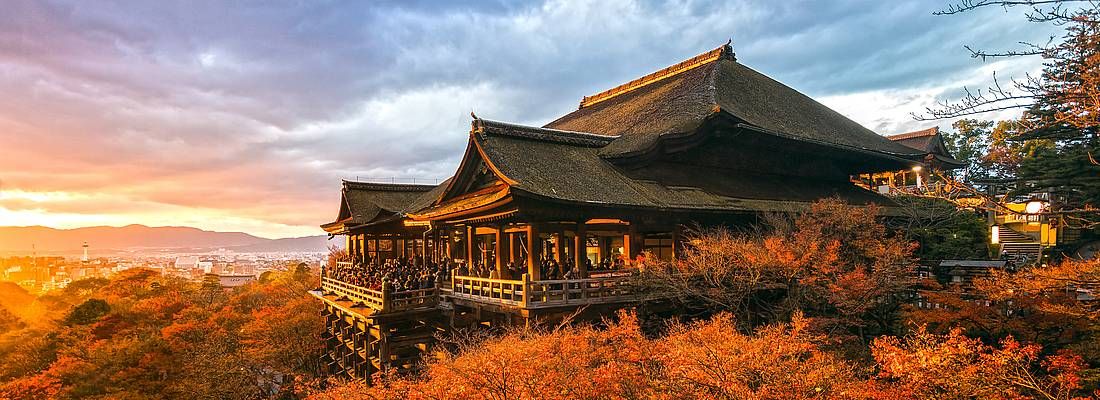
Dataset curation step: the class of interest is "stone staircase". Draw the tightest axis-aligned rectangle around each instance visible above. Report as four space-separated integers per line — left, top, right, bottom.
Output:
997 225 1042 265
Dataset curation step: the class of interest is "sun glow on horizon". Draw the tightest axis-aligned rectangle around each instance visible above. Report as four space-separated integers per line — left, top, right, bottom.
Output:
0 189 322 239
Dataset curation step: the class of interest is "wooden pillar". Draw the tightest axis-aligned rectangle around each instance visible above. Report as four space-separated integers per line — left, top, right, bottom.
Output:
346 235 356 260
555 230 565 263
671 224 681 260
430 231 438 263
574 221 587 278
625 223 638 263
348 235 356 260
363 235 370 260
465 225 475 265
527 225 541 280
509 232 520 265
445 231 453 259
494 226 504 277
500 231 511 266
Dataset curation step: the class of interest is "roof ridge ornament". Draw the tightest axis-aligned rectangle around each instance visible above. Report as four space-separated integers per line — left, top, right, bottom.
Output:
886 126 940 140
342 180 438 191
470 111 482 135
578 41 735 109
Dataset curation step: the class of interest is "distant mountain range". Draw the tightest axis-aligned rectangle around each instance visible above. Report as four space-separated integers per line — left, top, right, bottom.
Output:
0 225 335 254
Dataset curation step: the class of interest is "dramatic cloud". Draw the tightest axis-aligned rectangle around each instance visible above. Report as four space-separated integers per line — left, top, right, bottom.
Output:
0 0 1059 238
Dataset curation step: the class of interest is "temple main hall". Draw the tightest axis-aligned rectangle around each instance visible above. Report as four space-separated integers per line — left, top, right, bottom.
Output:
313 42 935 378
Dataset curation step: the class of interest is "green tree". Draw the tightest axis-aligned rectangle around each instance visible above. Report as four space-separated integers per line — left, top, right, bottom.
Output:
62 299 110 326
0 306 24 333
943 119 992 181
894 197 989 260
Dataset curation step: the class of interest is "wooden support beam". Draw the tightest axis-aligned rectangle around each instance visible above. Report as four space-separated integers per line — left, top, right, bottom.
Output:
555 230 565 263
494 225 504 277
465 225 475 265
574 221 587 278
445 232 453 259
507 231 517 266
625 222 639 263
671 224 681 260
527 225 541 280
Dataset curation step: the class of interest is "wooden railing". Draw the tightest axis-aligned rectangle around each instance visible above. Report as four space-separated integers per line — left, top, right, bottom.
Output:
322 270 638 312
392 287 439 311
447 273 637 309
322 277 385 310
320 277 438 313
526 275 634 308
449 275 526 306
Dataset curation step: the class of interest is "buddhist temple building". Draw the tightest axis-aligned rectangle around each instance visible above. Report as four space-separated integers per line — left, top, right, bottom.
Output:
859 126 966 194
313 42 939 379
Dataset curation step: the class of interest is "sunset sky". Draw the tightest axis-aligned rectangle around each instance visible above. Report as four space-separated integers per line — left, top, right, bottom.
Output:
0 0 1058 238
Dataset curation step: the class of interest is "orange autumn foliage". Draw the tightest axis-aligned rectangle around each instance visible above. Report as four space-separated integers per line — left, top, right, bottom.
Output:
640 198 915 338
311 310 1097 400
873 327 1093 400
311 311 902 400
0 266 324 400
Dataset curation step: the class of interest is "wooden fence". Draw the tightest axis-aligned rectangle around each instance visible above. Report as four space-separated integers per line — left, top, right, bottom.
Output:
323 267 637 312
448 273 636 309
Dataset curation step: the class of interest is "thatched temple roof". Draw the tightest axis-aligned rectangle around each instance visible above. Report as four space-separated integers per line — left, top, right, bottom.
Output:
545 43 925 161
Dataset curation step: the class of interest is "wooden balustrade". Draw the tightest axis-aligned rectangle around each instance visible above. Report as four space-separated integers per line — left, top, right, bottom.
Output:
525 275 635 308
322 277 385 310
391 287 439 311
448 273 636 309
324 271 638 312
321 277 438 313
449 275 527 306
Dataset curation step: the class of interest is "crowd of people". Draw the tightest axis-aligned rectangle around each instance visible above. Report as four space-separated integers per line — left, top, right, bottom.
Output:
326 252 633 292
325 255 451 292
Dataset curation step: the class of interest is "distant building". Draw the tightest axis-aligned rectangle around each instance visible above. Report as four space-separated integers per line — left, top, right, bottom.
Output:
174 256 200 270
218 274 255 288
214 273 255 289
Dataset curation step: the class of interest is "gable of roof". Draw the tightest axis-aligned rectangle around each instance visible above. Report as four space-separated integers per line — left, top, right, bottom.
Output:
544 43 925 161
886 127 966 168
886 127 942 153
322 181 438 231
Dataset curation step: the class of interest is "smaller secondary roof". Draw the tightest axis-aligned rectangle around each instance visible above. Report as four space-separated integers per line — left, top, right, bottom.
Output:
939 260 1008 268
886 127 966 169
321 181 440 233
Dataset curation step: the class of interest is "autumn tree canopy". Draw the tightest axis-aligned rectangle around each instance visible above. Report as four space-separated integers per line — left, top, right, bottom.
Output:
0 266 324 400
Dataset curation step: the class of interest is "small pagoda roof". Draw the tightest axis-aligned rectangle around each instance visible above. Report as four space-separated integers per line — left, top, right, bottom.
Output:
321 181 440 233
886 127 966 169
544 42 925 161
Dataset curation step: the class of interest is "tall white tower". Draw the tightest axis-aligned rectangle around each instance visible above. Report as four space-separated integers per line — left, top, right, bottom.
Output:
82 242 89 263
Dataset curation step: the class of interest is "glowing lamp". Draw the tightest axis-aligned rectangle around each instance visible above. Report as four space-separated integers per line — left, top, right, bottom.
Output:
1024 199 1047 215
991 225 1000 245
